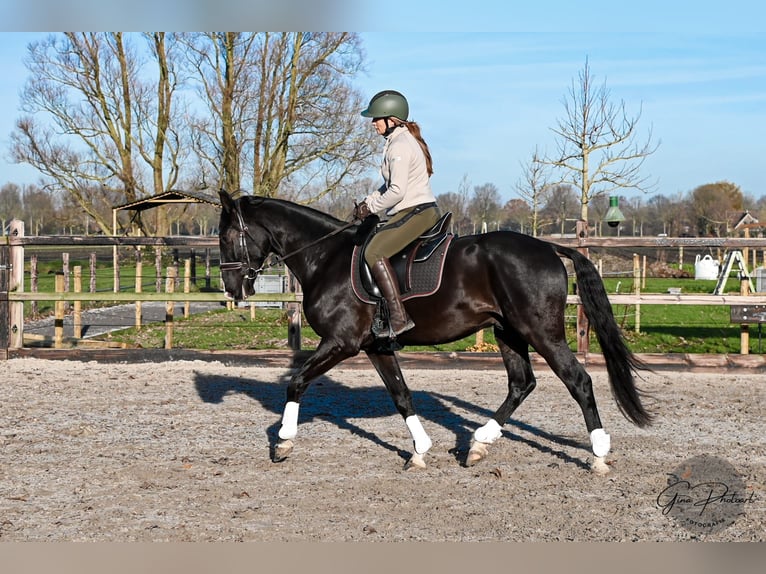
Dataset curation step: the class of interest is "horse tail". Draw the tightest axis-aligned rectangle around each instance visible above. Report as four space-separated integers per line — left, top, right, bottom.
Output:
555 245 654 427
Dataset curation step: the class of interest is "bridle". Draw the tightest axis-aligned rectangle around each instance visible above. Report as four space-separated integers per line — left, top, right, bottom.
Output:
219 203 263 283
219 199 357 286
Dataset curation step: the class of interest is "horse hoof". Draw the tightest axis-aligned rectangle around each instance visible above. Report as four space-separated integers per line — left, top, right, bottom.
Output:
274 439 294 462
466 440 489 466
591 456 610 475
404 452 427 470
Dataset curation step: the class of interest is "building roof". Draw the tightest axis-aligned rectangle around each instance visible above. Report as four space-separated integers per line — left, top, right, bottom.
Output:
111 190 220 235
113 190 219 213
732 211 760 230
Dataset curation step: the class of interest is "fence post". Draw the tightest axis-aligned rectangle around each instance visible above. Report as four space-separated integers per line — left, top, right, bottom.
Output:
740 275 750 354
30 253 38 318
633 253 641 333
184 258 191 318
135 248 143 329
0 241 9 359
642 255 647 290
113 245 120 293
73 266 82 339
475 326 484 348
89 253 97 293
287 303 302 351
287 268 302 351
205 248 211 290
62 252 70 314
165 266 176 349
9 219 24 349
575 220 590 354
54 272 65 349
155 247 163 292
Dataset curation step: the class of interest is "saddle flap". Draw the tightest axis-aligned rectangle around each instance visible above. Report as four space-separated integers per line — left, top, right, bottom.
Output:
352 212 454 303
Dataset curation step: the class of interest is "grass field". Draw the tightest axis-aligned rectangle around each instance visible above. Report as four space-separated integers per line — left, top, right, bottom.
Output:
23 257 762 354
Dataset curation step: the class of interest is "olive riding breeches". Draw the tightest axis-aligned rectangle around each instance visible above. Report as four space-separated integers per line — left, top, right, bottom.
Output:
364 204 441 267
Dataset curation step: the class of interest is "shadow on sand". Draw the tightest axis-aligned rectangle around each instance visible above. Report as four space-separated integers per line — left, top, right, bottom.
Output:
193 369 591 471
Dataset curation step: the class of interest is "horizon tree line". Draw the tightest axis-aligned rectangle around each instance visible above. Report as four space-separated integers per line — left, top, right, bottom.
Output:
2 35 756 240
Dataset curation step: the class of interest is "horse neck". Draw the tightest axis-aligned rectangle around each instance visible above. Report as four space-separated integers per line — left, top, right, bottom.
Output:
251 199 347 282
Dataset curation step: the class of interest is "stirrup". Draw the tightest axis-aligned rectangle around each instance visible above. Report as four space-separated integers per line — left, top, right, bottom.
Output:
371 313 389 338
371 301 410 344
371 337 403 353
371 300 397 338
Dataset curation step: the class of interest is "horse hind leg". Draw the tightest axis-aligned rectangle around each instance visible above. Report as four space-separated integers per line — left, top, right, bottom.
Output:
537 340 612 475
467 329 537 466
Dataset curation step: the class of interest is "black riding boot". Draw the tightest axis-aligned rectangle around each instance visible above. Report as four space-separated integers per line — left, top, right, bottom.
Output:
371 259 415 337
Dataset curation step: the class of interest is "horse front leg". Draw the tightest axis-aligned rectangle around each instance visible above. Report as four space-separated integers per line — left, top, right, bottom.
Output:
274 338 355 462
366 350 432 470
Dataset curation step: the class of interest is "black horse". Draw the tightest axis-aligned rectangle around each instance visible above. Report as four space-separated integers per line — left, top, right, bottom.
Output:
218 190 652 473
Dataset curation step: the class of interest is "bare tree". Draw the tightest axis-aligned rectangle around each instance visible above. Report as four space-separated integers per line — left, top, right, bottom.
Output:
624 195 647 237
588 193 610 236
21 184 57 235
11 33 185 235
540 58 658 225
691 180 744 236
435 174 472 235
515 147 553 236
0 183 23 232
502 198 532 234
313 175 374 220
180 32 377 203
179 32 251 194
540 183 580 236
469 183 502 232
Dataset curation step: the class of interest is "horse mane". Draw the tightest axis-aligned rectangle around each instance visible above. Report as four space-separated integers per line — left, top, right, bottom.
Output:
242 195 348 229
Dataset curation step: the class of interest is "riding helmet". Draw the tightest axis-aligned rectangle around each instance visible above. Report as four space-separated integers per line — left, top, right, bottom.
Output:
361 90 409 121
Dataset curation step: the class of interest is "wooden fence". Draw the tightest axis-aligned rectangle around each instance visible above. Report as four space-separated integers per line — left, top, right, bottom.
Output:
5 218 766 359
1 220 301 357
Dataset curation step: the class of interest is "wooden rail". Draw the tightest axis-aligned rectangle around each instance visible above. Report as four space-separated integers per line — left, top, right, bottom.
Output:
2 220 304 354
9 234 766 248
566 294 766 305
8 291 296 302
6 220 766 358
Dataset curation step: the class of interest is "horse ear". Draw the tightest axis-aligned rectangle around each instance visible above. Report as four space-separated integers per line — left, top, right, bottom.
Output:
219 189 236 213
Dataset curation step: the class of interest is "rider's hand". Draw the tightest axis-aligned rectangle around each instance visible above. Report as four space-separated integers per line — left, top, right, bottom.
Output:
353 201 372 221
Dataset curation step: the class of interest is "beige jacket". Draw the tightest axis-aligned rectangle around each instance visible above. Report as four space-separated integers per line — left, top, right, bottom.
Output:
364 125 436 215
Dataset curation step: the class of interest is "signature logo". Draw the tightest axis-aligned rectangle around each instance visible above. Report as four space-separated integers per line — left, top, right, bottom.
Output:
657 454 756 534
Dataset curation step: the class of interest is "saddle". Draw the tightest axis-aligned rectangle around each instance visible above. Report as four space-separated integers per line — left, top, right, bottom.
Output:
351 212 454 304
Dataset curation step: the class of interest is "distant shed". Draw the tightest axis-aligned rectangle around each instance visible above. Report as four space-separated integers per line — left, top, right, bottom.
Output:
112 190 219 236
732 211 761 238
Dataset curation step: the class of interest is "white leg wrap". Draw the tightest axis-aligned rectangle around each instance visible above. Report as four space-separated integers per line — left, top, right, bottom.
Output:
278 401 300 440
474 419 502 444
405 415 432 455
590 428 611 458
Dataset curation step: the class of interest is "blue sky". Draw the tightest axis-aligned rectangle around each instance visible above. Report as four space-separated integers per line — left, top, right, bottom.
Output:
0 2 764 203
355 31 766 201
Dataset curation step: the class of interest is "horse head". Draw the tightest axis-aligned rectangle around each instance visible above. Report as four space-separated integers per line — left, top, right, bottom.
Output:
218 190 273 301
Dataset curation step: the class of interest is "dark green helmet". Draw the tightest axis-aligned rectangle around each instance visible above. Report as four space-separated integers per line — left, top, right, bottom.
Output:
360 90 409 121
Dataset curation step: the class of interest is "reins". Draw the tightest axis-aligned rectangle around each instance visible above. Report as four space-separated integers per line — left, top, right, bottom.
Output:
267 220 357 269
220 200 357 280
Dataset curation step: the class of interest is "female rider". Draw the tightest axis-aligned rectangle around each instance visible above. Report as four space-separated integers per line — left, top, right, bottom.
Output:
354 90 441 339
